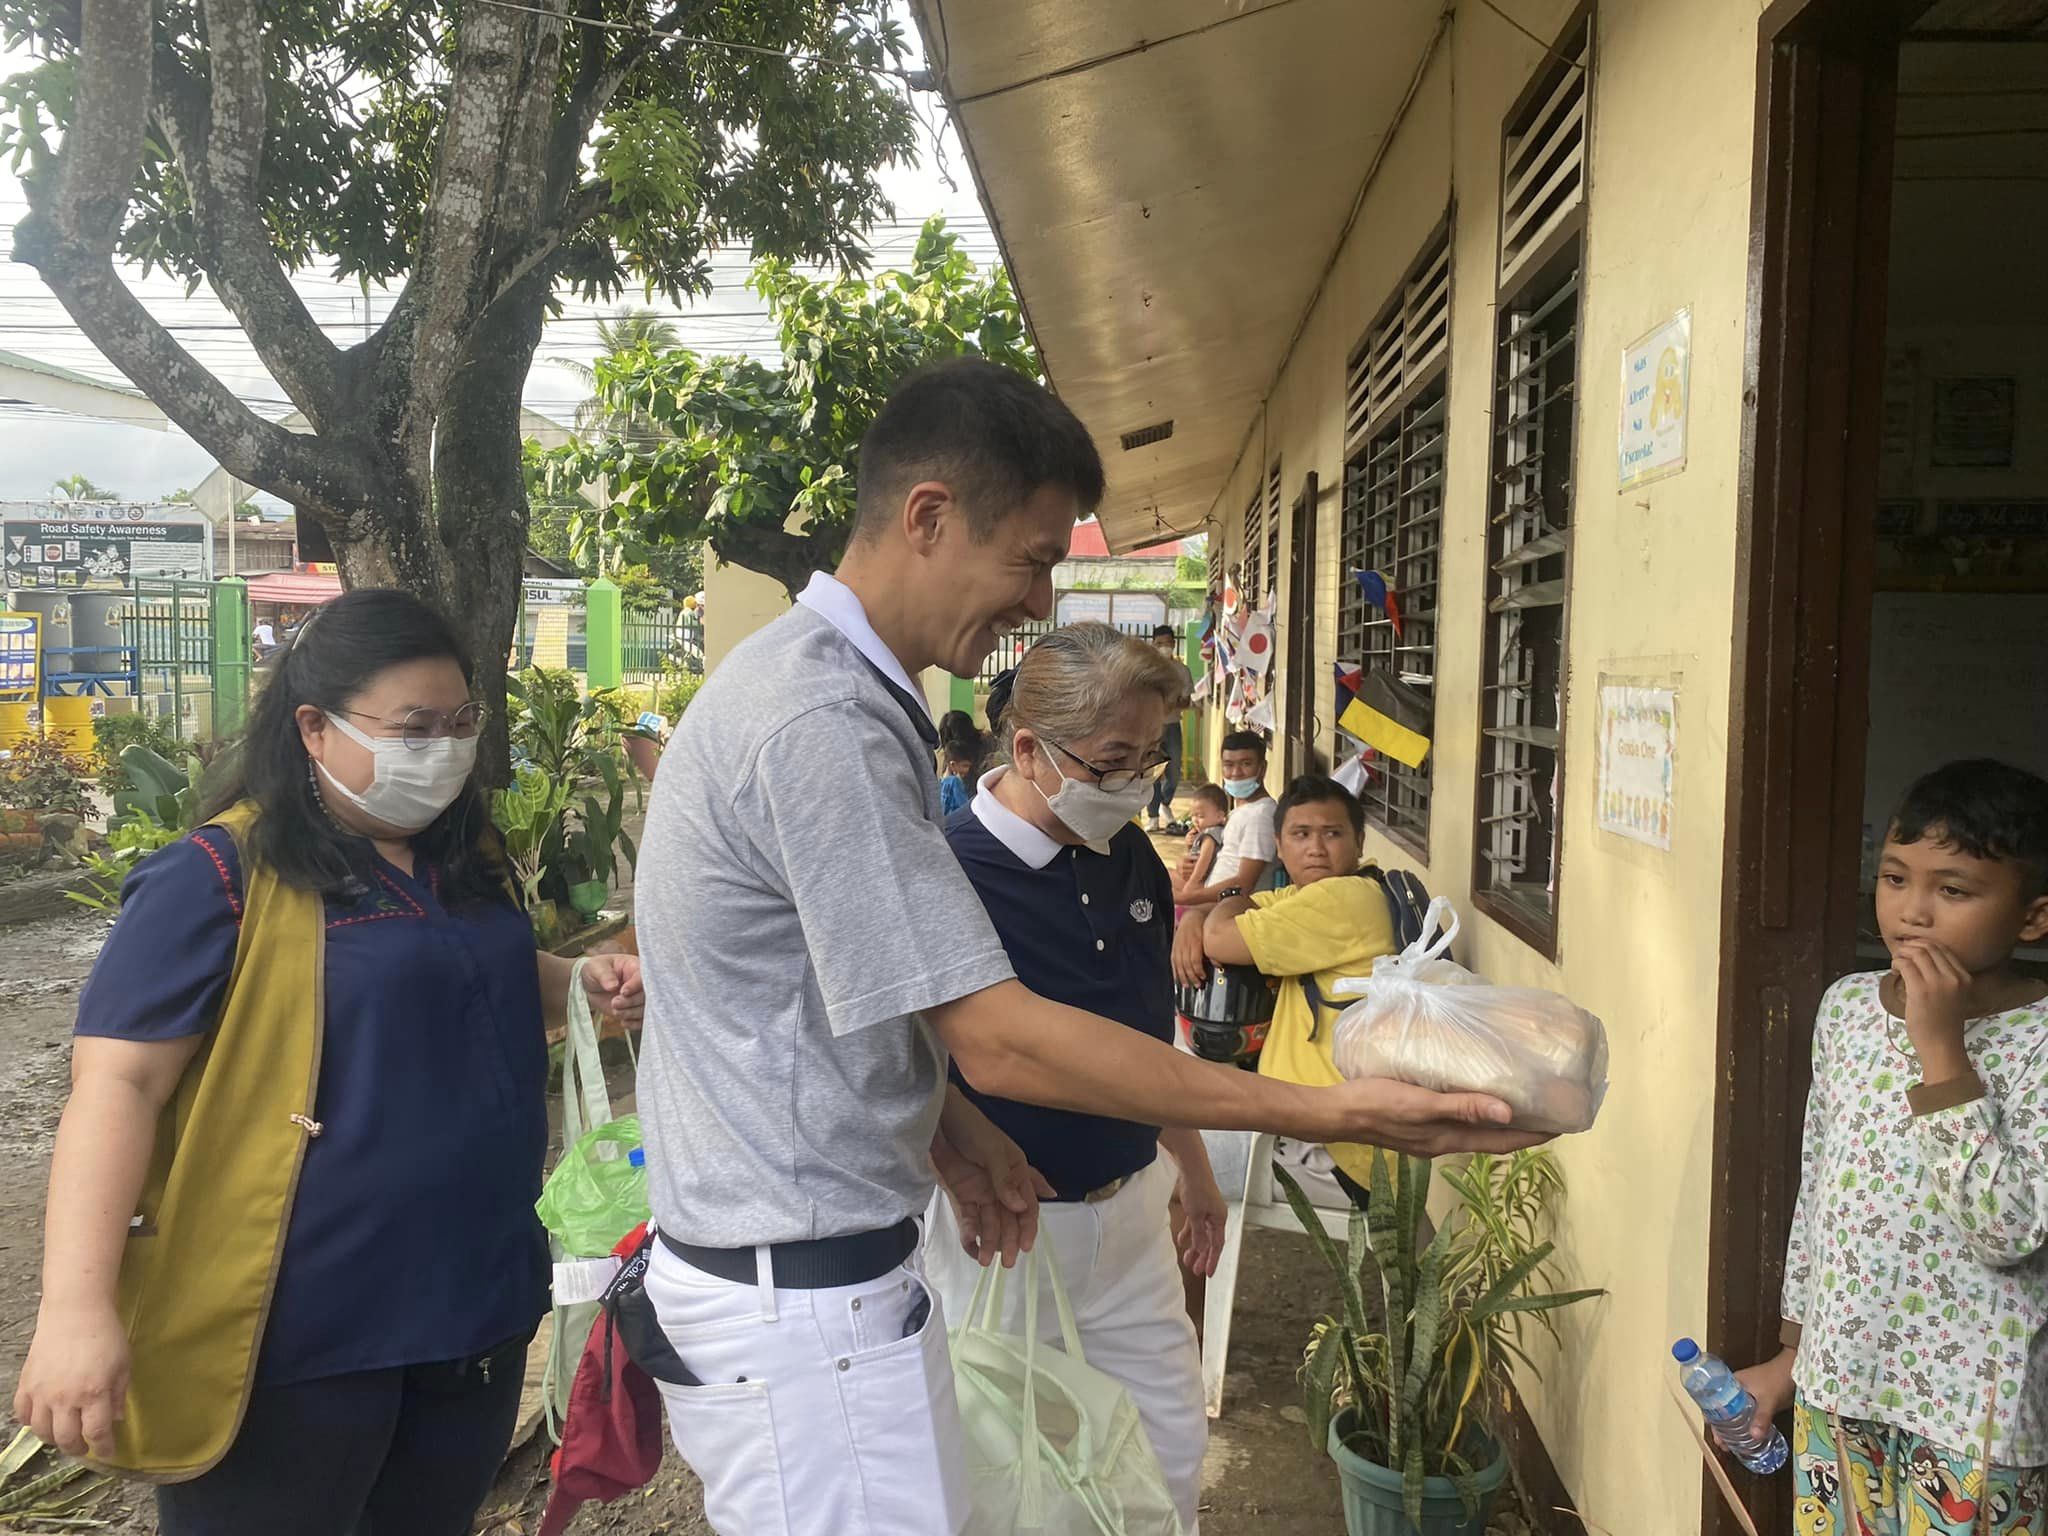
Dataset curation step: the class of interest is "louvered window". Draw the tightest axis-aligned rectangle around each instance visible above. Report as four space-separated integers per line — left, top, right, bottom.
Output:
1498 24 1589 292
1263 460 1281 608
1241 486 1264 604
1475 25 1588 954
1338 227 1450 850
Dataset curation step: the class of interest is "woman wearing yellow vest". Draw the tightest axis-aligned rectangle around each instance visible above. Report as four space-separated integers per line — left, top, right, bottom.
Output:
1176 776 1398 1206
12 589 643 1536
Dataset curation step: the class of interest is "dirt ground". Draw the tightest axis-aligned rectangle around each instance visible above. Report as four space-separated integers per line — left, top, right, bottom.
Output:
0 813 1536 1535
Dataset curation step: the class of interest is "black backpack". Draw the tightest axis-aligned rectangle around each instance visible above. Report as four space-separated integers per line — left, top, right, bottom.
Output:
1359 864 1439 954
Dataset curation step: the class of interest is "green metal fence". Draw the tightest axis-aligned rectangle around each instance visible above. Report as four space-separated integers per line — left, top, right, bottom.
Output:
621 603 704 684
126 579 242 744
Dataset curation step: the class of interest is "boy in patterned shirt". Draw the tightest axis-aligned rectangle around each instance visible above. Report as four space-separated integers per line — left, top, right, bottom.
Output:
1735 759 2048 1535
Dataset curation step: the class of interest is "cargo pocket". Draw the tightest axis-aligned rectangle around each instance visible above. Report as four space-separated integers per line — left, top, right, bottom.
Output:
836 1275 968 1535
658 1376 790 1536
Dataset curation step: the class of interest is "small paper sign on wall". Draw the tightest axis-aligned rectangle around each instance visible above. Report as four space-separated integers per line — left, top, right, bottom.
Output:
1618 309 1691 491
1598 684 1677 851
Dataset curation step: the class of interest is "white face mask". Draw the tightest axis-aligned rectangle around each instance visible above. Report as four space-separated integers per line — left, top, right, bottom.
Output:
1034 745 1152 848
317 712 477 833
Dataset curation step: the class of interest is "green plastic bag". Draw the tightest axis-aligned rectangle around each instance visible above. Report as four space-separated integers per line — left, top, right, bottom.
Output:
536 1113 650 1258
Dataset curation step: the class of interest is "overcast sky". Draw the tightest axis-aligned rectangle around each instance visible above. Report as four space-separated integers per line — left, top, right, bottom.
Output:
0 8 990 501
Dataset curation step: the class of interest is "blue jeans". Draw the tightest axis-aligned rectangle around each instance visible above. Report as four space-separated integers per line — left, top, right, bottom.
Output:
1149 721 1184 820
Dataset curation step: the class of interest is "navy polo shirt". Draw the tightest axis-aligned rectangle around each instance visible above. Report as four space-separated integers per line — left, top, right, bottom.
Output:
943 776 1176 1200
75 828 551 1384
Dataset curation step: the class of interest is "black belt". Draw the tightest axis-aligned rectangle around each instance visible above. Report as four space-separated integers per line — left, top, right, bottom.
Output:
659 1218 919 1290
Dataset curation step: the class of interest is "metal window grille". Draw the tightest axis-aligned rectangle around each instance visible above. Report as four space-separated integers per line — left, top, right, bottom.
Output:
1338 228 1451 846
1473 27 1587 947
1339 380 1445 845
1479 245 1579 935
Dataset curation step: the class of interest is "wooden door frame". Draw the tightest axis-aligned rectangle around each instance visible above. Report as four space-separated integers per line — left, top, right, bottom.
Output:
1283 471 1322 777
1707 2 1926 1531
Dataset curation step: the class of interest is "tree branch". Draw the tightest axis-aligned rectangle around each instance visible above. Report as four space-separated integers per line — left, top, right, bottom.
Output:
483 179 609 313
149 15 345 427
548 0 720 196
12 0 366 514
383 0 535 429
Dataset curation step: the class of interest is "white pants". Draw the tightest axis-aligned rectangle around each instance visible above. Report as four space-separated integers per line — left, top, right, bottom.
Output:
923 1158 1208 1534
645 1237 969 1536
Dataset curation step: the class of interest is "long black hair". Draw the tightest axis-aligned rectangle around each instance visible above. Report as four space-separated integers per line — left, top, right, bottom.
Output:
198 587 502 903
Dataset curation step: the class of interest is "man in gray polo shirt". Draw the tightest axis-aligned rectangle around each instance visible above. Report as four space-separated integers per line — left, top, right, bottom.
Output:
635 360 1544 1536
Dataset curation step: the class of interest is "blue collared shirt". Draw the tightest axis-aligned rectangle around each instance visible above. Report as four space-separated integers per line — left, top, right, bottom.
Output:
76 830 550 1383
943 770 1176 1199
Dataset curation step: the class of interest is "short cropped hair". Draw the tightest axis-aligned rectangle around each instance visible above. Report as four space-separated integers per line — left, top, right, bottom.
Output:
853 358 1104 541
1191 783 1231 815
1275 775 1366 841
1891 758 2048 898
1220 730 1268 760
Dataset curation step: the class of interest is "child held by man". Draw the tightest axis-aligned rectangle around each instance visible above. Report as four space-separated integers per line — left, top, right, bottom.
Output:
1734 758 2048 1534
1170 785 1233 913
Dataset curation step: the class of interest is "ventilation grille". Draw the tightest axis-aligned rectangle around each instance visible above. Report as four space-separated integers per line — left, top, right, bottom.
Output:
1119 419 1175 451
1345 228 1451 452
1498 29 1589 290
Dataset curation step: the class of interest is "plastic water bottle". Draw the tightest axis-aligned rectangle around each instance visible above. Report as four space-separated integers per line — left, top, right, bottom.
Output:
1672 1339 1788 1474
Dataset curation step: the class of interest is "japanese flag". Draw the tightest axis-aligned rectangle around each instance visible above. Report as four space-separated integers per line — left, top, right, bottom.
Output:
1239 610 1275 676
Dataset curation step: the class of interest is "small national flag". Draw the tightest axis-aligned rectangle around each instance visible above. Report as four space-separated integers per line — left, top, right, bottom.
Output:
1239 611 1275 676
1333 660 1364 714
1245 694 1275 733
1353 569 1404 640
1338 671 1432 769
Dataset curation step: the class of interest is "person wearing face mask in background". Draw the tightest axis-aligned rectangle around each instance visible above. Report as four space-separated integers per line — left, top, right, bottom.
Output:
1173 731 1277 921
926 625 1227 1532
13 589 642 1536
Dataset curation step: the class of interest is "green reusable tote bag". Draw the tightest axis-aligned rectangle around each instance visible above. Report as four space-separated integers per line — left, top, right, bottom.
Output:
949 1249 1183 1536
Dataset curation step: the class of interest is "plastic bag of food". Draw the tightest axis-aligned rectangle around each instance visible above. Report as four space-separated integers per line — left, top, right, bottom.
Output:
1330 901 1609 1134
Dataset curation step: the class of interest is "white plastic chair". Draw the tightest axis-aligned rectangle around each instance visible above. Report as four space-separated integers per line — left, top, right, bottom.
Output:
1201 1132 1353 1420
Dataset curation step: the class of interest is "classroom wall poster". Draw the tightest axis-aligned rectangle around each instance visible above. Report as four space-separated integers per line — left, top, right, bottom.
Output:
1617 310 1691 492
1597 684 1677 851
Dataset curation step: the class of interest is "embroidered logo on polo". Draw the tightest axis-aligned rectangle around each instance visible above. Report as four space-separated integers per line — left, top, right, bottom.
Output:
1129 899 1154 924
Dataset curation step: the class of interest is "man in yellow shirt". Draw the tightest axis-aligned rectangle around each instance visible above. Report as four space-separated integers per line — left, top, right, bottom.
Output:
1174 775 1398 1204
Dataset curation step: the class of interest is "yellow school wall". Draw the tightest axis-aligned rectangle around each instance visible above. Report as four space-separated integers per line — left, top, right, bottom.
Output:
1202 2 1767 1527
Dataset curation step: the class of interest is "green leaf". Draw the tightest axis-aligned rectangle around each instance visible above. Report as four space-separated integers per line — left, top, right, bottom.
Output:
1303 1323 1346 1452
1272 1166 1367 1332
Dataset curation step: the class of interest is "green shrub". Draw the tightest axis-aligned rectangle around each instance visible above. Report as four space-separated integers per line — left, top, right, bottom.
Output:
92 714 183 794
657 664 704 723
0 737 94 818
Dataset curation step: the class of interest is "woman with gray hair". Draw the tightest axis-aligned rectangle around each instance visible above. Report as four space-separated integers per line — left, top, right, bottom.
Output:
925 622 1226 1531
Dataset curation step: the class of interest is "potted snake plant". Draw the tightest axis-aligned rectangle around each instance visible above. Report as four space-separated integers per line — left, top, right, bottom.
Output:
1278 1151 1601 1536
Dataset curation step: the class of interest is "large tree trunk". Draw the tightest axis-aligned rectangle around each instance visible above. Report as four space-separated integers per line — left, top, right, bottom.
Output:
433 282 550 786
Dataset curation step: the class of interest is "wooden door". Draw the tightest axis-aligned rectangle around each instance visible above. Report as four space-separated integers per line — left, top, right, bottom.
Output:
1282 473 1320 776
1707 3 1919 1531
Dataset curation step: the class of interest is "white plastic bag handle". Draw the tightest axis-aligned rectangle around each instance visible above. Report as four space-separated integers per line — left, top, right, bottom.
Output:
1331 897 1461 998
560 957 614 1150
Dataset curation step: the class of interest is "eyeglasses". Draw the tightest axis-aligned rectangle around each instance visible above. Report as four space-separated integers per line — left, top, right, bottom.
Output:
342 703 487 749
1046 739 1170 793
